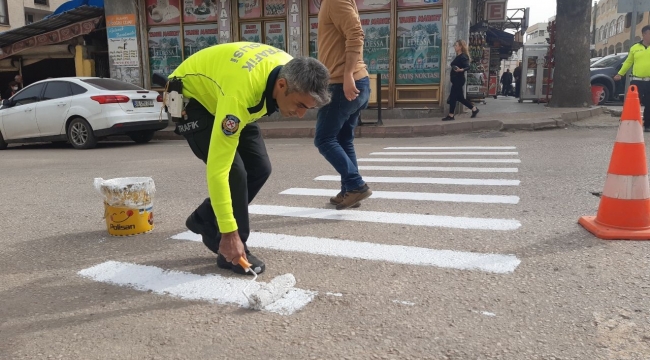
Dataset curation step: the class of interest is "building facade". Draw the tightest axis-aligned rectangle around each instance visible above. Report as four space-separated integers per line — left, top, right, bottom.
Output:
591 0 649 57
0 0 68 29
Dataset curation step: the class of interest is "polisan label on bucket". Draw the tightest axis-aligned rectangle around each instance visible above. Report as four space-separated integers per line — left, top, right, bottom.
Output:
105 204 154 236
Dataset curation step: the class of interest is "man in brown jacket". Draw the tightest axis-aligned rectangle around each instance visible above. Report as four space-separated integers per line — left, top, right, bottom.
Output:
314 0 372 210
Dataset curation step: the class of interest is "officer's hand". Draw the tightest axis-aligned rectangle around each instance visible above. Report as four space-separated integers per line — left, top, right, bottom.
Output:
344 75 360 102
613 74 622 81
219 231 247 265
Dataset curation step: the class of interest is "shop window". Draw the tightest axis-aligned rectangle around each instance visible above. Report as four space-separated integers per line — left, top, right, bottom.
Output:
309 0 389 15
360 12 390 86
396 8 442 85
0 0 8 25
238 0 287 50
144 0 221 86
398 0 440 8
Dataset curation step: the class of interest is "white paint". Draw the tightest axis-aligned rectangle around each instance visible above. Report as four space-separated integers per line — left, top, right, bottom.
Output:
358 165 519 173
370 152 519 156
616 121 644 143
280 188 520 204
602 174 650 199
170 232 521 273
315 175 520 186
78 261 316 315
326 292 343 297
358 158 522 164
392 300 416 306
249 205 521 231
384 147 516 150
482 311 496 317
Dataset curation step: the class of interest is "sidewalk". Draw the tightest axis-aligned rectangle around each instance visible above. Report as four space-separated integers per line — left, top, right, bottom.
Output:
154 104 607 140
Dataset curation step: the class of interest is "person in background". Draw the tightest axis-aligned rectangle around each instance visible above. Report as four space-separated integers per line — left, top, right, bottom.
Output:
2 81 19 100
443 40 479 121
14 75 23 90
500 69 513 97
614 25 650 131
513 62 522 98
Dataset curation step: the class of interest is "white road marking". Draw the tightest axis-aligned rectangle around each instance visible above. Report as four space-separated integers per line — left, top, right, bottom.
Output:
78 261 316 316
315 175 520 186
280 188 520 204
392 300 416 306
384 146 517 150
326 292 343 297
371 152 519 156
247 205 521 231
358 158 521 164
171 231 522 274
358 165 519 173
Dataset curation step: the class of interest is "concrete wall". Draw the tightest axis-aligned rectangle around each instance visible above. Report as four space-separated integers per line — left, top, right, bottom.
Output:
2 0 67 30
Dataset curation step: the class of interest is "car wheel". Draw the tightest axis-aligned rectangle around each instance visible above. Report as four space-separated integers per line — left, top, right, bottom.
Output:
67 118 97 149
595 84 610 105
0 131 7 150
128 130 155 144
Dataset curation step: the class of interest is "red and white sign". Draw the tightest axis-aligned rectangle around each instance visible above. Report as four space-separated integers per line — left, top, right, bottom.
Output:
485 1 507 22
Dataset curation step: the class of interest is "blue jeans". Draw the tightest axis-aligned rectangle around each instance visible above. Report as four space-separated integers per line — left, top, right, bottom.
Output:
314 77 370 192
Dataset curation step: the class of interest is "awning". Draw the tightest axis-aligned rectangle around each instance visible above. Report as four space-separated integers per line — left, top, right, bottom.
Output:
46 0 104 19
0 5 104 60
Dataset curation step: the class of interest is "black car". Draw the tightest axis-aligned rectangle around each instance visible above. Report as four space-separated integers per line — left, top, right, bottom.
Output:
590 53 628 105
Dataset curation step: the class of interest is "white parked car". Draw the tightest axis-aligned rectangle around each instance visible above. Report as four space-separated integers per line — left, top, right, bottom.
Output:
0 77 168 150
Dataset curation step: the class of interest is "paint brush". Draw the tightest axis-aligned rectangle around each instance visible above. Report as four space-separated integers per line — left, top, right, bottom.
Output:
239 257 296 311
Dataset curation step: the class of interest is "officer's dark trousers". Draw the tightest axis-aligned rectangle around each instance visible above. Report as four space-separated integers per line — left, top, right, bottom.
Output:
178 99 272 253
631 80 650 128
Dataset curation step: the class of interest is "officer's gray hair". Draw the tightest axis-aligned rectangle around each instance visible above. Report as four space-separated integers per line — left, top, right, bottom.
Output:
279 57 331 107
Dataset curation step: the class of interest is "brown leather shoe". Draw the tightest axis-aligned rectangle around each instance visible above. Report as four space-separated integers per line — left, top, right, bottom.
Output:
336 185 372 210
330 191 361 208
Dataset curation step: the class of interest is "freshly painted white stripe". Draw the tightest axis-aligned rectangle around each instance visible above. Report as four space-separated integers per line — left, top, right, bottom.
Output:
384 146 516 150
280 188 520 204
78 261 316 315
392 300 416 306
248 205 521 231
371 152 519 156
170 231 521 273
315 175 520 186
616 121 644 143
358 165 519 173
358 158 522 164
602 174 650 199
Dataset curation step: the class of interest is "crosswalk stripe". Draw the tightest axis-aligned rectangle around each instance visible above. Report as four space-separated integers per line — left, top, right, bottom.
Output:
315 175 520 186
78 261 316 315
249 205 521 231
384 146 517 150
371 152 519 156
358 158 522 163
358 165 519 173
171 231 521 274
280 188 520 204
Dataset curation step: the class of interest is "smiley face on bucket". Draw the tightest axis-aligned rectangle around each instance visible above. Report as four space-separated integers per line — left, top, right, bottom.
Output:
111 210 134 223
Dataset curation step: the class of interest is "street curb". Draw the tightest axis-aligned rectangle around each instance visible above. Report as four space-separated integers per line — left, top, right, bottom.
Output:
152 107 606 140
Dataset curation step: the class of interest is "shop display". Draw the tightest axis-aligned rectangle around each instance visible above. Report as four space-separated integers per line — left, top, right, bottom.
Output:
467 31 489 98
360 12 390 86
396 9 442 85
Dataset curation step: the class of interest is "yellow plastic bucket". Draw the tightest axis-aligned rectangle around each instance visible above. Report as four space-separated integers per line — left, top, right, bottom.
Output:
94 177 156 237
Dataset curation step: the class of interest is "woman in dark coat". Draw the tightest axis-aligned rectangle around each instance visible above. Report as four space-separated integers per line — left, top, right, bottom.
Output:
443 39 479 121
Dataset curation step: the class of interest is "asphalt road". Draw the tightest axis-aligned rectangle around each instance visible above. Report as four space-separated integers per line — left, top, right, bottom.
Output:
1 117 649 359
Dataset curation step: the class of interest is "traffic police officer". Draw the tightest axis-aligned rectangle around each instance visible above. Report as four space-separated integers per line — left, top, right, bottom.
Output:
615 25 650 130
167 42 331 274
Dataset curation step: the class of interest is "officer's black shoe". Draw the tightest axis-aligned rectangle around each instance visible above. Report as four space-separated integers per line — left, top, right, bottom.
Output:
185 212 220 254
217 251 265 275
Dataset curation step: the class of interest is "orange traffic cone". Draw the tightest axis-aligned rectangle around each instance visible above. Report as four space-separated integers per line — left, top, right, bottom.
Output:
579 85 650 240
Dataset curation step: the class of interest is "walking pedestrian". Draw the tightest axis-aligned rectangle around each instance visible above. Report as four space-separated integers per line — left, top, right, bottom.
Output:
614 25 650 130
443 40 479 121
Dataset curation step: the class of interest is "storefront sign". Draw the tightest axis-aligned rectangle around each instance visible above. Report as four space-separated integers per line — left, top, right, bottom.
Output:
398 0 442 7
488 74 498 96
485 1 507 22
360 12 390 85
265 21 286 50
146 0 181 26
184 24 219 58
308 17 318 58
0 17 101 60
240 22 262 42
357 0 390 11
287 0 302 57
218 0 232 42
396 9 442 85
265 0 286 16
238 0 262 19
183 0 219 23
148 26 182 80
107 15 139 67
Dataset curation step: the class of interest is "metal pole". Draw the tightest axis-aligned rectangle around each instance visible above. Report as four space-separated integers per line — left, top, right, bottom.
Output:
377 73 383 126
624 1 638 93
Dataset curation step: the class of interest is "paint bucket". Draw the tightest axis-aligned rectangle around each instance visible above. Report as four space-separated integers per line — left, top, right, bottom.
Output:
94 177 156 236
